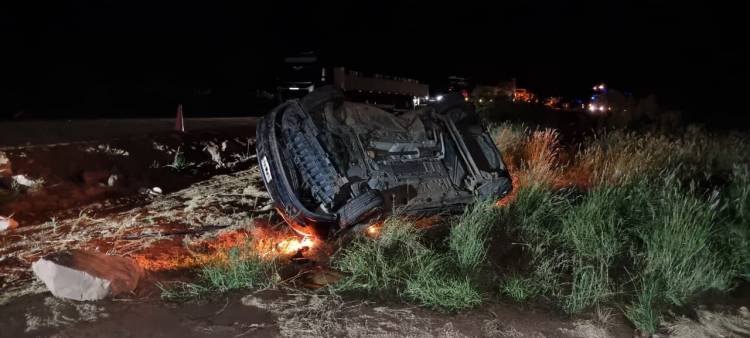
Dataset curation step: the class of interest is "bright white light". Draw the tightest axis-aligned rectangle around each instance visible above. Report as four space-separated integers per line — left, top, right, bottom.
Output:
436 95 444 101
289 87 300 91
598 84 605 90
478 98 483 103
588 104 597 112
599 105 606 112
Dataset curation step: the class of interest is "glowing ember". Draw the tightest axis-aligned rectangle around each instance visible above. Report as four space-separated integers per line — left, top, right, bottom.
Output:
276 236 315 254
366 223 381 237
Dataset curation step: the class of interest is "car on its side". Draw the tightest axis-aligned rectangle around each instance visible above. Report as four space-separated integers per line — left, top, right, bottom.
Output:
256 86 511 238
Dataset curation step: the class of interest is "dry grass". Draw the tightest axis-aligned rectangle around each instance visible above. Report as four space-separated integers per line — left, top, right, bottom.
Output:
490 124 750 190
490 123 562 189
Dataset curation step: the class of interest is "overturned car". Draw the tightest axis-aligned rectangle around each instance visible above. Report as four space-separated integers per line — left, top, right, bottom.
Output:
256 87 511 238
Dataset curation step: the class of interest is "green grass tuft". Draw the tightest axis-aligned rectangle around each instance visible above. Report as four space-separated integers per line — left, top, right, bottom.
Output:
404 255 483 312
501 276 536 302
501 171 739 331
625 278 663 335
564 263 612 314
159 245 278 301
201 247 278 292
449 200 499 271
158 281 212 301
333 218 429 293
333 217 485 312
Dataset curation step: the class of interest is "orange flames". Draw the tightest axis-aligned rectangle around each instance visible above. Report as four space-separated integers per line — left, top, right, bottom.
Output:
250 225 318 257
127 223 321 271
366 223 381 237
275 236 315 255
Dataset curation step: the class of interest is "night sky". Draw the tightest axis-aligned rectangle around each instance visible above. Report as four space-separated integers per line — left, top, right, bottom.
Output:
2 1 746 124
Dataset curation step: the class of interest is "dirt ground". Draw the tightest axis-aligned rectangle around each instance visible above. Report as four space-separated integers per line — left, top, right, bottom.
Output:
2 120 749 337
0 117 257 147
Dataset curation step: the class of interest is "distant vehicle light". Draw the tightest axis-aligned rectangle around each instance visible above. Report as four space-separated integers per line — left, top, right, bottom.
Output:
289 87 300 91
436 95 444 101
588 104 597 112
598 84 605 90
599 105 606 112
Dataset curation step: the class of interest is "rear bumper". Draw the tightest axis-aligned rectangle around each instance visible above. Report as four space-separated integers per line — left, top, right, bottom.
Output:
255 103 338 238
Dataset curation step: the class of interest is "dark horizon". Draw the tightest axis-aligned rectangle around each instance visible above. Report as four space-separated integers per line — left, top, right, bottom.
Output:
2 1 746 126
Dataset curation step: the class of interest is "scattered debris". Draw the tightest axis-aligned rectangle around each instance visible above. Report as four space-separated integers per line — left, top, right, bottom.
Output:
0 151 11 177
12 174 44 190
1 215 19 231
203 142 225 168
107 174 119 187
151 141 172 154
84 144 130 157
31 250 144 301
141 187 163 196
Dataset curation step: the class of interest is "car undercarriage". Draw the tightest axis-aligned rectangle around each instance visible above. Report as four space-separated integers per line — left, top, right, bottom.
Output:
256 87 511 238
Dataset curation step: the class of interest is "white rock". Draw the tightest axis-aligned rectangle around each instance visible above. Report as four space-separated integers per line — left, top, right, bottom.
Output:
32 259 111 301
31 250 143 301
